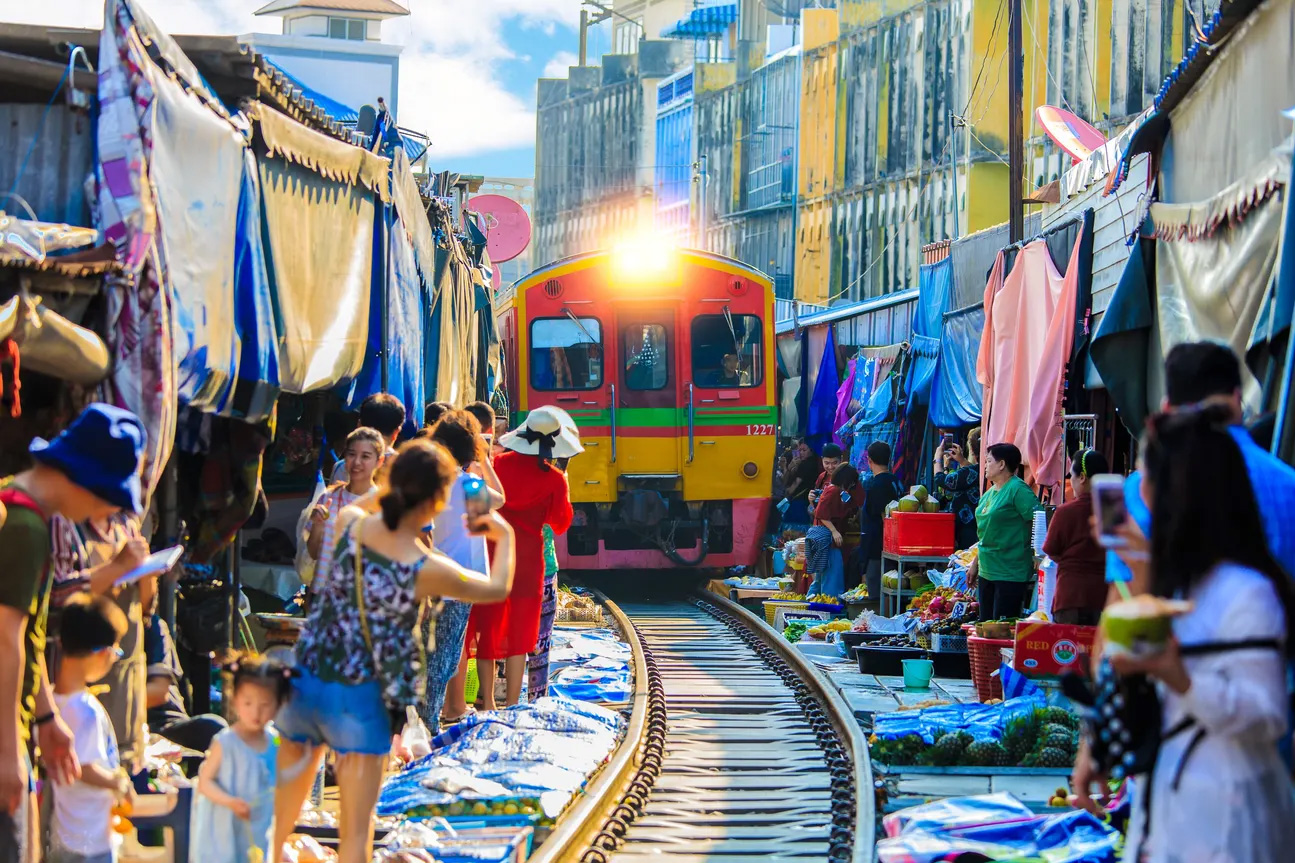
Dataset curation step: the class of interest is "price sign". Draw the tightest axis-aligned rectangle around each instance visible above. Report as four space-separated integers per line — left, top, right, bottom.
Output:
952 601 968 619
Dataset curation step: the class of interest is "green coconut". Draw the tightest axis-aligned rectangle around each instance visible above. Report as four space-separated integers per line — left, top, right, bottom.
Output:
897 495 922 513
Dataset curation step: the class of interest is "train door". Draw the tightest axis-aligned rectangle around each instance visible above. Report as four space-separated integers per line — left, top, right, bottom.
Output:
525 304 614 502
680 295 776 504
615 307 681 478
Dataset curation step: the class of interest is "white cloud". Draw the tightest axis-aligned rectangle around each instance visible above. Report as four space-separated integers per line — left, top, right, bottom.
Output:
542 50 578 79
5 0 579 166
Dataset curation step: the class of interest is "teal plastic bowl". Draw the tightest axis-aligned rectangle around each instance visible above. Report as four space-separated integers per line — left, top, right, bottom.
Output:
902 658 934 689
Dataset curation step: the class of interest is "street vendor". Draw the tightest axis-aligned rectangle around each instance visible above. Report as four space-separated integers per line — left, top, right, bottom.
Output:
1043 449 1108 625
806 464 861 598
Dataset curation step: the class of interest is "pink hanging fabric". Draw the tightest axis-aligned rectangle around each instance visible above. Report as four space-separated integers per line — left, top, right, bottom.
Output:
1026 237 1083 494
977 236 1082 495
832 358 858 446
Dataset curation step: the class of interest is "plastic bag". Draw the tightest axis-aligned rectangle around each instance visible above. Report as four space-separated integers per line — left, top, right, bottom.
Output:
878 805 1119 863
548 666 632 704
402 706 432 760
873 695 1046 744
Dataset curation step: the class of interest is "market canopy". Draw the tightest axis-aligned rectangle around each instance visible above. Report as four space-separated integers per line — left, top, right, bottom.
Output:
660 2 737 38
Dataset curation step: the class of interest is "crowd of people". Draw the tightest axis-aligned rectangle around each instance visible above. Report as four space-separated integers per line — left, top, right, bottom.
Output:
0 392 578 863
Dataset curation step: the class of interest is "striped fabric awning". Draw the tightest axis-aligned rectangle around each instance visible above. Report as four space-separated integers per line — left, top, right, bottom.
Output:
661 2 737 38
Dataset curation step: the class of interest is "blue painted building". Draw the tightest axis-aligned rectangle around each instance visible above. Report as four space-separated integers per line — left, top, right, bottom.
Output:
654 69 695 242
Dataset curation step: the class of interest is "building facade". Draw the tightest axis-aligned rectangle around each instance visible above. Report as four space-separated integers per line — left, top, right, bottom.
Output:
535 0 1206 306
243 0 406 118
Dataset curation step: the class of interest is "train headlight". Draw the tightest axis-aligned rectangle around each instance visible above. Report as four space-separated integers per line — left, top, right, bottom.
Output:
610 236 680 285
742 461 760 478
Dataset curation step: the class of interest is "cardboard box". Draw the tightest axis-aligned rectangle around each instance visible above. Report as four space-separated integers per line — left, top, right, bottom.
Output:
1012 622 1096 677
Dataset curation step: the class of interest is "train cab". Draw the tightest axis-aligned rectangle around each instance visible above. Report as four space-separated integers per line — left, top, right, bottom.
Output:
495 243 777 571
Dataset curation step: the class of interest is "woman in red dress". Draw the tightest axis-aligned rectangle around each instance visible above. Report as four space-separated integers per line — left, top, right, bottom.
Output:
468 406 579 707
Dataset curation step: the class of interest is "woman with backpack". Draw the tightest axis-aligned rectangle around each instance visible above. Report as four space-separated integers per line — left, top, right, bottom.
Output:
1072 406 1295 862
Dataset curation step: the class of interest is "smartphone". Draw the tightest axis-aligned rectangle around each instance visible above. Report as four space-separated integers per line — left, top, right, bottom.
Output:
461 474 491 517
941 433 954 447
1090 474 1128 548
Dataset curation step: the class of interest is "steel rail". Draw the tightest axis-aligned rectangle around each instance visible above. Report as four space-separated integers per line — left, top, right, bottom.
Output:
528 590 651 863
537 588 874 863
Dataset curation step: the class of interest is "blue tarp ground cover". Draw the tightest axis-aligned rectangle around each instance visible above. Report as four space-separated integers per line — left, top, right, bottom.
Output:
929 304 985 428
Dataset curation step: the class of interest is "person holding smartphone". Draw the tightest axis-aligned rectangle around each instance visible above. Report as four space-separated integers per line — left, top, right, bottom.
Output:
934 427 981 550
415 411 504 731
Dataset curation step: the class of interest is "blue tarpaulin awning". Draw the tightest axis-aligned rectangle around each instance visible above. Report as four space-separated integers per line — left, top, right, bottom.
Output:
661 2 737 38
262 58 359 123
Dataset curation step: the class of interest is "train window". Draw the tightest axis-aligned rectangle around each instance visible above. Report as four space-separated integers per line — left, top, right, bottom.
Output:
530 317 603 390
623 324 669 390
691 314 763 388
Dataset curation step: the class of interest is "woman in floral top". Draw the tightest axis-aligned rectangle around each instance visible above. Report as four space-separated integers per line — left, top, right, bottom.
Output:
273 441 516 863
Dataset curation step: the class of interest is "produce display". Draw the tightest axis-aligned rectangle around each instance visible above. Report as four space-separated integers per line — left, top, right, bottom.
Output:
867 635 916 647
806 593 841 605
882 569 929 591
907 588 974 618
841 584 869 602
769 590 807 601
783 621 811 643
806 620 851 640
868 703 1081 769
723 575 782 590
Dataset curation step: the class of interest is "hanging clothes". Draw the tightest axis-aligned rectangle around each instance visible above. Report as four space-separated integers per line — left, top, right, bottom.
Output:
806 326 840 453
226 151 280 423
832 359 858 448
978 230 1086 495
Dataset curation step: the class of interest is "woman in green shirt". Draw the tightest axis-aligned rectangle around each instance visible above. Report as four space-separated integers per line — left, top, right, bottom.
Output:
969 442 1040 621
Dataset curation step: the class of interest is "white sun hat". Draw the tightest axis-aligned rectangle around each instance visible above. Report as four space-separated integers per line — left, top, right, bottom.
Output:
499 405 584 459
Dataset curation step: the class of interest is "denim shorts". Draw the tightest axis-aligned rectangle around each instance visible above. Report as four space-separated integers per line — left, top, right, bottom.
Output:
275 668 392 756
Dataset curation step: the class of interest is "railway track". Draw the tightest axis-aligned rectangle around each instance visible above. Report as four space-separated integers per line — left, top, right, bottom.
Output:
534 591 873 863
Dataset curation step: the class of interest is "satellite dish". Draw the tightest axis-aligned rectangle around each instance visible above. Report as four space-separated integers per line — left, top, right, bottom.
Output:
468 194 532 264
1036 106 1108 164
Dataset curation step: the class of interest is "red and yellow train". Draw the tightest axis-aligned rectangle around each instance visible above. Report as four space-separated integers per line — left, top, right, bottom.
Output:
496 244 777 571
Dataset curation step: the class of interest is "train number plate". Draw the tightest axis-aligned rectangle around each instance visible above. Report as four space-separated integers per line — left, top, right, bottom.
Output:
745 424 775 436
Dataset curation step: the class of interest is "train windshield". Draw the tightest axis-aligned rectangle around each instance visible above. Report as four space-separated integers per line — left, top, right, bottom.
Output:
530 316 603 390
623 324 670 390
692 314 762 388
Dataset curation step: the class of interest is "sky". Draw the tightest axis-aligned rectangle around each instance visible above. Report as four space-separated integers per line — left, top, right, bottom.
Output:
3 0 610 177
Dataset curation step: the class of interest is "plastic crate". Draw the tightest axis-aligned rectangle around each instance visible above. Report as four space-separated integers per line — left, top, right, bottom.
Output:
763 600 808 626
882 512 956 556
932 633 968 653
967 635 1014 702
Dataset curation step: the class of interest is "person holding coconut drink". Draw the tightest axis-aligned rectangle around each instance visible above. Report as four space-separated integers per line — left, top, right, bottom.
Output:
1071 406 1295 863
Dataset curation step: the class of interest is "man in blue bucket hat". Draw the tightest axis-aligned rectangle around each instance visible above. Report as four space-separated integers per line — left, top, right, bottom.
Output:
0 403 146 863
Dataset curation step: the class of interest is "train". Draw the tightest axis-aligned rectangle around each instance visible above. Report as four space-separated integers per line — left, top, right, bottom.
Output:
495 243 777 571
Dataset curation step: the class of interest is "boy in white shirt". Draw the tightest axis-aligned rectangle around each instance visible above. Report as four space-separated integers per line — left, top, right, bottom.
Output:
51 594 133 863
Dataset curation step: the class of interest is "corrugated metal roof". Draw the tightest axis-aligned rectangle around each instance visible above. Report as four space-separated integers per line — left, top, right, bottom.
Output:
776 288 919 333
255 0 409 15
0 104 93 227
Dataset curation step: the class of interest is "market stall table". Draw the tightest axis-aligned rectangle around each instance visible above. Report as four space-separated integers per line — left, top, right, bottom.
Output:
879 552 950 615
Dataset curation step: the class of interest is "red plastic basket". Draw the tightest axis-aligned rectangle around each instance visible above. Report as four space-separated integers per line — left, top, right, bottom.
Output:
967 635 1014 702
883 512 955 556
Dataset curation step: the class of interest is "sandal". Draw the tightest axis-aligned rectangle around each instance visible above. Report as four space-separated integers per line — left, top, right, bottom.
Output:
440 707 476 726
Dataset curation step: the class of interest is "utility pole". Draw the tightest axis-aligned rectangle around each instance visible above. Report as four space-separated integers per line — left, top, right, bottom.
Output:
579 8 589 66
1007 0 1025 243
950 114 965 240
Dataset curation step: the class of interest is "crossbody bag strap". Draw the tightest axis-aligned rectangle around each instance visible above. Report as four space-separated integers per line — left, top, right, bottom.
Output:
1179 637 1283 656
352 524 375 658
